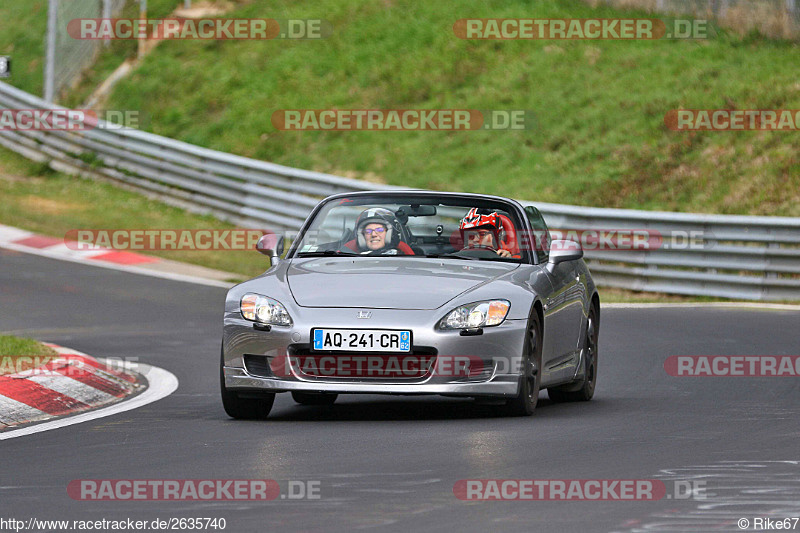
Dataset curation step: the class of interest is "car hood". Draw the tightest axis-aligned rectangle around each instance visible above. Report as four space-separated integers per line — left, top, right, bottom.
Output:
287 257 519 309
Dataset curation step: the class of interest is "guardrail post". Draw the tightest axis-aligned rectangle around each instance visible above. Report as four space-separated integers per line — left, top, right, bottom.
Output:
788 0 799 37
138 0 147 59
43 0 58 102
767 241 779 279
102 0 111 47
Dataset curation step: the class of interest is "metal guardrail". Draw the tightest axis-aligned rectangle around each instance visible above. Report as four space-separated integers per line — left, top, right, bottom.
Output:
1 81 799 300
531 202 800 300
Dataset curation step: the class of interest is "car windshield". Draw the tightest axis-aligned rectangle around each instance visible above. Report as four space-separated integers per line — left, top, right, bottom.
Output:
290 194 526 262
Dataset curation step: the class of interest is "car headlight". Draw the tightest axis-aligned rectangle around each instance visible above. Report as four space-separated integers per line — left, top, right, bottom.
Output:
240 293 293 326
438 300 510 330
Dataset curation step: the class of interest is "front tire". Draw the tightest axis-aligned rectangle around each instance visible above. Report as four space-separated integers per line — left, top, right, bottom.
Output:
502 310 542 416
548 303 598 403
291 392 338 405
220 351 275 419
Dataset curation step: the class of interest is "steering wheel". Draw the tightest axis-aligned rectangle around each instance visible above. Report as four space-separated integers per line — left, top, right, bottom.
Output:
362 247 409 256
458 248 499 259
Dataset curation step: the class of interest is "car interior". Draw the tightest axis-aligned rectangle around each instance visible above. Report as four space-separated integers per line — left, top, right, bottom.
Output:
299 203 523 259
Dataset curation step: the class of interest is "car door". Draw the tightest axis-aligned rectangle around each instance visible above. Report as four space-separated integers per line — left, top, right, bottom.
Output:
524 206 584 384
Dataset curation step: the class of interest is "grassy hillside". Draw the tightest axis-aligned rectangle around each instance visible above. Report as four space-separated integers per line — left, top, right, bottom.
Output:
96 0 799 215
0 1 48 96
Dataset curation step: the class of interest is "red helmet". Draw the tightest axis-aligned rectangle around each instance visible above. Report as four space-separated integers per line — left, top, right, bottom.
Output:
459 208 504 248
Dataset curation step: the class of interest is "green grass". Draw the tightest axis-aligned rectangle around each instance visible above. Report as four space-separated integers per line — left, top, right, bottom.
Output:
92 0 799 216
597 287 739 304
0 148 272 279
0 1 48 96
0 335 57 376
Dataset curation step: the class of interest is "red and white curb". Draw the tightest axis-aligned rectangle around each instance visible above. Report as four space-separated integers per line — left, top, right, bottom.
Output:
0 224 159 266
0 344 178 440
0 343 140 428
0 224 230 288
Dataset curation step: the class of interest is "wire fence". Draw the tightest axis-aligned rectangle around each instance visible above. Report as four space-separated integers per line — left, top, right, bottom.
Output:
44 0 127 102
587 0 800 38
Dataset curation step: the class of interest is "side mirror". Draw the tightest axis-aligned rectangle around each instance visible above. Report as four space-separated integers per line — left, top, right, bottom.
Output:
256 233 285 266
547 239 583 272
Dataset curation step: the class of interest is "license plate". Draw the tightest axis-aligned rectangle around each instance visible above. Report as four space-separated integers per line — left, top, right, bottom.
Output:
312 329 411 353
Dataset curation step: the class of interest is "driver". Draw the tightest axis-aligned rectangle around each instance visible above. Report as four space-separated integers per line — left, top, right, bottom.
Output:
459 208 520 259
348 208 415 255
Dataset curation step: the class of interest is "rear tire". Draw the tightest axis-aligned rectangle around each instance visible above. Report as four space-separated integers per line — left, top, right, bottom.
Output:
291 392 338 405
502 310 542 417
548 303 598 403
220 350 275 419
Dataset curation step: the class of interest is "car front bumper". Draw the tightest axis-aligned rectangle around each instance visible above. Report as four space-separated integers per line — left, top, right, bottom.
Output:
222 310 527 398
223 367 520 396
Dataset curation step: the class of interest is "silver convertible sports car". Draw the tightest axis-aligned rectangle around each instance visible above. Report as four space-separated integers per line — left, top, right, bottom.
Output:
220 191 599 418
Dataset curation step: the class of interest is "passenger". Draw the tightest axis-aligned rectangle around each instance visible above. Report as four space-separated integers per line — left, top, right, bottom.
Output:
459 208 521 259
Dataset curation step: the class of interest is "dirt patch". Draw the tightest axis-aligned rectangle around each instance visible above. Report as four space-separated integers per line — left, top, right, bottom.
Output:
584 46 602 65
174 1 234 18
0 172 28 183
701 144 735 166
20 195 86 215
721 2 795 39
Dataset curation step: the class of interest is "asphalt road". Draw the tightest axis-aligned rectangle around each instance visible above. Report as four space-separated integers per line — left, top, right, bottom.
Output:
1 247 799 533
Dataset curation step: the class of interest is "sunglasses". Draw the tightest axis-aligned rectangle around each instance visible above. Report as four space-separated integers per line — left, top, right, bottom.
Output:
363 227 386 236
